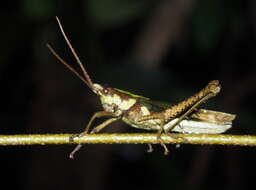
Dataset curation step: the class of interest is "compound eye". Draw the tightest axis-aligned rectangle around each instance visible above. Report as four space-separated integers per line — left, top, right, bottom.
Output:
103 88 109 94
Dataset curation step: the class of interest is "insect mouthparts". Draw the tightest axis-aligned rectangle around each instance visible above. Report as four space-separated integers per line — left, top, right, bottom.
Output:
92 83 103 94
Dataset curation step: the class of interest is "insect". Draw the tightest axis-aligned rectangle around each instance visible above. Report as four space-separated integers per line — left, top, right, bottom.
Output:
47 17 236 159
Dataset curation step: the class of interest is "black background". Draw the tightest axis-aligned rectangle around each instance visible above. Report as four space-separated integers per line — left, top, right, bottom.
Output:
0 1 255 190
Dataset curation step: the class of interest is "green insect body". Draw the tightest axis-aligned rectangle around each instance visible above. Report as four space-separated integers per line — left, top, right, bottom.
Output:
47 17 236 158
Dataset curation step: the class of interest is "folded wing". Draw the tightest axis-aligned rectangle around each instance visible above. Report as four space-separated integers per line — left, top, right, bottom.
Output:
165 109 236 134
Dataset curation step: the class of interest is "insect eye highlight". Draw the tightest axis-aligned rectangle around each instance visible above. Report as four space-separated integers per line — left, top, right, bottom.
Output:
103 88 110 94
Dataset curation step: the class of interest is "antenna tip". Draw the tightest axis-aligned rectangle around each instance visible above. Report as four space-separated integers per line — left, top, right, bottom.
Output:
46 43 53 52
56 16 61 23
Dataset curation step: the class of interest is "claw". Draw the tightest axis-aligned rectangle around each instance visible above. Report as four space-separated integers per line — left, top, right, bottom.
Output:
69 134 78 142
69 132 86 142
147 144 154 153
157 136 169 155
69 133 86 159
69 144 83 159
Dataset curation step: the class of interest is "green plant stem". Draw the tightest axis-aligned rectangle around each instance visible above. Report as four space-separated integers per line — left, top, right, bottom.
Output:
0 133 255 146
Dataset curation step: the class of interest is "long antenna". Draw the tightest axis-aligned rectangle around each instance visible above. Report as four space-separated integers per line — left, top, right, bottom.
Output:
46 44 89 86
55 16 94 89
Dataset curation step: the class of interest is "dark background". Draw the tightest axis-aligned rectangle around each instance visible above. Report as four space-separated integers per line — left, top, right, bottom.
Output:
0 0 256 190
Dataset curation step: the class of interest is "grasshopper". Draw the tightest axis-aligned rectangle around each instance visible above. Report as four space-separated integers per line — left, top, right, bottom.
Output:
47 17 236 159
